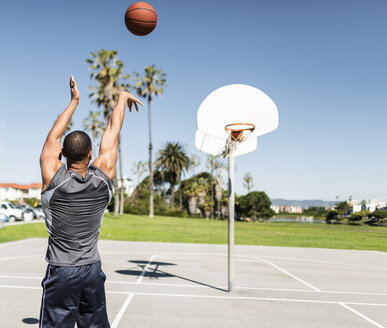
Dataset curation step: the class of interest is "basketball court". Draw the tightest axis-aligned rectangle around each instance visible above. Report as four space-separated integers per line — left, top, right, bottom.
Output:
0 238 386 327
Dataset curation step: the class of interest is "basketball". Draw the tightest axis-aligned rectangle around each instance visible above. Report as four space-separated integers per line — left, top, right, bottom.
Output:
124 2 157 36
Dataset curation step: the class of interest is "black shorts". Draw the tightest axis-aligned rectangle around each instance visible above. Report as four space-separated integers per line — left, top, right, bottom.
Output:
39 261 110 328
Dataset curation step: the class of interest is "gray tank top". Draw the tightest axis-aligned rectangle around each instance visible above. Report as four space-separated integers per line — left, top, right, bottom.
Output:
41 164 112 266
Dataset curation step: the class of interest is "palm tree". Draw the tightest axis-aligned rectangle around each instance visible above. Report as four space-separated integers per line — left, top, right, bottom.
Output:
189 154 201 182
243 172 254 193
131 161 147 188
156 142 189 209
134 65 167 217
206 155 224 219
82 111 104 159
86 49 131 217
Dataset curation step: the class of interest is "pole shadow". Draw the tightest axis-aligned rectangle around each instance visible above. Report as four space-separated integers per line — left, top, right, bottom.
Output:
115 260 227 292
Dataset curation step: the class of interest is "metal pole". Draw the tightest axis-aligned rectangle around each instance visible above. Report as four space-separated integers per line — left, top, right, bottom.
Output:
228 144 235 292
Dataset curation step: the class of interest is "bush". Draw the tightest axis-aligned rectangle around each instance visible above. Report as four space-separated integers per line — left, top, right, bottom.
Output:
124 177 188 217
349 210 369 224
236 191 274 220
367 210 387 226
326 210 338 224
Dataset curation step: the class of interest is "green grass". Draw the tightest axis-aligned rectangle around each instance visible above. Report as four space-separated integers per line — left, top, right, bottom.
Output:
1 214 386 251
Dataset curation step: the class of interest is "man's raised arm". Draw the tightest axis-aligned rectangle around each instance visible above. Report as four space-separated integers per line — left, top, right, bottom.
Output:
92 91 143 180
40 76 80 191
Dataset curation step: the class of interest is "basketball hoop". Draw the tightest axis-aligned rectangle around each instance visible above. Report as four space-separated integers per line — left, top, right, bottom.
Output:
195 84 279 292
225 123 255 142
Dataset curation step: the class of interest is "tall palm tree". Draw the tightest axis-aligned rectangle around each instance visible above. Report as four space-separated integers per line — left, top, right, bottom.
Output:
82 111 104 159
243 172 254 193
206 155 224 219
154 153 168 203
86 49 131 217
189 154 201 182
134 65 166 217
131 161 147 188
156 142 189 209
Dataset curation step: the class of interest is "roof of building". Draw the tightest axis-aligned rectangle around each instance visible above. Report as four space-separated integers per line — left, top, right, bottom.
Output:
0 183 42 190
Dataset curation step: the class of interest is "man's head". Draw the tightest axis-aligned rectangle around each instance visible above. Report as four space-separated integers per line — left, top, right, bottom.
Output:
62 131 92 162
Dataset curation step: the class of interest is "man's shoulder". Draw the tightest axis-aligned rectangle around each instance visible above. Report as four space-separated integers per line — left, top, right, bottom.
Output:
41 164 68 194
89 165 113 189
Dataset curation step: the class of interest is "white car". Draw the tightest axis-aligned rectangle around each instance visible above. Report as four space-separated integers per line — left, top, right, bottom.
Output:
0 201 31 222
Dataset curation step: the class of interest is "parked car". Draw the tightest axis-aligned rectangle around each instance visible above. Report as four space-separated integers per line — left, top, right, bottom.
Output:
0 201 31 222
0 213 9 223
19 204 44 219
14 205 34 222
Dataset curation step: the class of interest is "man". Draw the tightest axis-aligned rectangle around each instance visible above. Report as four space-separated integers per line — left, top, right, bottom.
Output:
39 76 143 327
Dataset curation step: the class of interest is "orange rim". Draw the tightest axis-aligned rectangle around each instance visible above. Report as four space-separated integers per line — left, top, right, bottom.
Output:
225 123 255 141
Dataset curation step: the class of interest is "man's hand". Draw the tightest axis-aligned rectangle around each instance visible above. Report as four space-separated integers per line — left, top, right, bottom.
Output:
119 91 144 112
70 75 80 103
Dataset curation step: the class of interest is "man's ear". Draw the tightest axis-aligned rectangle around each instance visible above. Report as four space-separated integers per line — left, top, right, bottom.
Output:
59 149 65 160
88 150 92 161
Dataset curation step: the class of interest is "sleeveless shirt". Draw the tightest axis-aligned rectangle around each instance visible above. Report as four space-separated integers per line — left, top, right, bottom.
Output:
41 164 112 266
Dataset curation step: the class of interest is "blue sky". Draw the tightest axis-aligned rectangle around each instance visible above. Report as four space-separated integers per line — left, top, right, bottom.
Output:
1 0 386 201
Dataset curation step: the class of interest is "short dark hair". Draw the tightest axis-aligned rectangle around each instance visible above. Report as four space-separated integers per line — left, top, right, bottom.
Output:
62 131 92 162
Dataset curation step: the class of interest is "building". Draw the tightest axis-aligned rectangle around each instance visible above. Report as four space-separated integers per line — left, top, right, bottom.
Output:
0 183 42 201
270 205 303 214
115 177 134 196
350 199 387 214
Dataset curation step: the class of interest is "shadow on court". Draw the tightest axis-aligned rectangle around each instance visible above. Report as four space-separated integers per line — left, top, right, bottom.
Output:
115 260 228 292
22 318 39 324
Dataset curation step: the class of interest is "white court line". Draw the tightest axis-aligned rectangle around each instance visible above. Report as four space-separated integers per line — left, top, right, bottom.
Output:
137 254 158 284
0 238 39 248
111 253 158 328
3 275 387 297
0 255 41 262
1 284 387 308
110 293 134 328
261 255 387 272
0 284 41 290
259 258 321 292
158 252 387 272
100 250 387 272
339 303 385 328
107 291 387 307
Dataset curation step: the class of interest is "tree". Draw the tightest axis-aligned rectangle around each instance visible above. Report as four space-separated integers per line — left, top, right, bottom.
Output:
131 161 147 188
303 206 328 218
335 201 350 216
243 172 253 193
236 191 274 220
206 155 224 219
86 49 131 217
156 142 189 209
367 210 387 225
189 154 201 182
326 210 339 224
82 111 104 159
349 210 369 224
134 65 167 217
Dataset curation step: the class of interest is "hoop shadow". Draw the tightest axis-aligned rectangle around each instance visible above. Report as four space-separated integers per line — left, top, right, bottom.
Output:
115 260 227 292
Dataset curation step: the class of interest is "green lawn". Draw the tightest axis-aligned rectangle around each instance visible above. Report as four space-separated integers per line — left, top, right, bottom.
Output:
0 213 386 251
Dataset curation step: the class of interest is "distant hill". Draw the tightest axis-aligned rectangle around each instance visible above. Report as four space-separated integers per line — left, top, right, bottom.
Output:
270 199 336 208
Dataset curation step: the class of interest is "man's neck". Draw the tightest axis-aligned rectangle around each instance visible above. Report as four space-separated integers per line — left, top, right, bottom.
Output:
67 162 89 178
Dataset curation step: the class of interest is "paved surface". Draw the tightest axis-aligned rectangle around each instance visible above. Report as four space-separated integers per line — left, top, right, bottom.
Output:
0 238 386 327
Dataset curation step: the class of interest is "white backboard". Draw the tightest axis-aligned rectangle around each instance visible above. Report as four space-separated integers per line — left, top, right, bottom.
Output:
197 84 279 140
195 84 278 156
